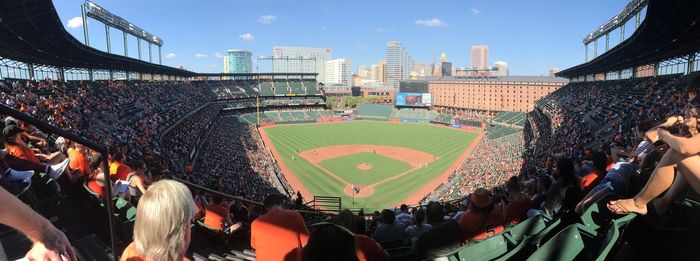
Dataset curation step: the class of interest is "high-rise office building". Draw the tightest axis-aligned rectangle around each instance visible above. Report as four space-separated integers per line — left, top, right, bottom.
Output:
272 46 332 83
441 62 453 76
386 41 413 88
371 60 386 83
470 45 489 69
223 50 252 73
357 65 371 78
325 58 352 86
493 61 508 76
412 63 431 78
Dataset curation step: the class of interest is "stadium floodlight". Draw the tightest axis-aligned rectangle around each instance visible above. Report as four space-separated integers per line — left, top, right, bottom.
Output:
582 0 647 45
83 1 163 47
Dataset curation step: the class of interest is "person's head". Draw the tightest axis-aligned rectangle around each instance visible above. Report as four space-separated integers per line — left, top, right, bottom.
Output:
3 125 24 146
524 179 538 197
111 150 125 163
302 223 358 261
636 119 654 137
380 209 395 225
413 208 426 226
469 188 494 214
400 204 408 213
332 209 357 233
506 176 521 198
129 159 147 175
426 202 444 224
687 74 700 101
556 158 575 186
263 194 285 211
133 180 196 261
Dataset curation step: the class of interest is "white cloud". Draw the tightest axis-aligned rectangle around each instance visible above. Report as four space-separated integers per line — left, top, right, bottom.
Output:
213 52 224 58
209 64 217 68
415 18 447 27
471 8 481 15
258 15 277 24
238 33 255 41
376 27 394 32
195 53 207 58
66 17 83 29
165 53 177 59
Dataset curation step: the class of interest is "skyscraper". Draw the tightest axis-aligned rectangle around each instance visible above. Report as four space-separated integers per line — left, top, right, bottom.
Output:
325 58 352 86
272 46 332 83
493 61 508 76
470 45 489 69
386 41 413 88
223 50 252 73
371 60 386 83
357 65 370 78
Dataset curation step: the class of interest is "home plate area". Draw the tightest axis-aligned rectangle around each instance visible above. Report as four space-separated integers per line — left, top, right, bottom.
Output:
298 145 436 198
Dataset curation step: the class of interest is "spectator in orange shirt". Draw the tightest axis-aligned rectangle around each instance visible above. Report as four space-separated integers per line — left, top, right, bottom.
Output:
3 125 71 182
251 194 309 261
203 196 242 233
109 151 132 182
120 180 196 261
458 188 504 241
504 177 532 224
66 141 90 177
332 209 390 261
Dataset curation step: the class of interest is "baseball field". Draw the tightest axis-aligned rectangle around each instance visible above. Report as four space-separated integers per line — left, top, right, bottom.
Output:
259 121 481 211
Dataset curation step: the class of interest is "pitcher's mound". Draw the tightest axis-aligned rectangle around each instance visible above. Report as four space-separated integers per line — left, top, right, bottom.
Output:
356 163 373 171
344 185 374 197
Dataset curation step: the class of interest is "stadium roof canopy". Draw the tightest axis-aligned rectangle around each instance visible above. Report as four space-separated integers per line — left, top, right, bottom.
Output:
0 0 196 77
558 0 700 78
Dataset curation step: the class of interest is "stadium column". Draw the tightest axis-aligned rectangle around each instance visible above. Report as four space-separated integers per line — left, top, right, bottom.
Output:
27 63 34 80
159 46 162 65
635 12 641 29
605 33 610 52
81 3 90 46
149 43 153 63
593 40 598 58
137 38 142 60
105 24 111 54
58 67 65 82
123 31 128 57
584 43 589 62
620 23 625 42
688 53 697 74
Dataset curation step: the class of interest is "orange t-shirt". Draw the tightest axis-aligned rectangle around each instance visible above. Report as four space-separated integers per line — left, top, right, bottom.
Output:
6 144 40 163
203 203 229 230
356 234 386 261
120 242 190 261
580 172 602 194
504 198 533 225
68 148 89 175
458 208 505 241
251 209 309 261
110 161 132 182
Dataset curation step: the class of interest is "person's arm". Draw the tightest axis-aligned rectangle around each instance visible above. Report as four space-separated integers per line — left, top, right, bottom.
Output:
659 128 700 156
133 176 147 195
646 116 682 144
0 187 76 261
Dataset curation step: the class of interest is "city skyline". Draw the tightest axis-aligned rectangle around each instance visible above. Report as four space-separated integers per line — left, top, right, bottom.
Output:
53 0 635 75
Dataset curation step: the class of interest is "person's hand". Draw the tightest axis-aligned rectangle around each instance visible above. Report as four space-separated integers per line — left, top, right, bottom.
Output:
36 139 47 148
25 227 76 261
657 128 672 141
663 116 682 127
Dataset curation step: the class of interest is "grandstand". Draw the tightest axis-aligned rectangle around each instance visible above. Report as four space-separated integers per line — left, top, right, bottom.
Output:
0 0 700 260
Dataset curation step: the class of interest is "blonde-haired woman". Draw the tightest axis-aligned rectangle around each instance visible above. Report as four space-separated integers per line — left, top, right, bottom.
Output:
120 180 197 261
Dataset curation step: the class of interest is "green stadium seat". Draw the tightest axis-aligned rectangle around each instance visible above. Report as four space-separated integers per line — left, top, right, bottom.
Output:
526 224 586 261
446 233 508 261
497 215 548 260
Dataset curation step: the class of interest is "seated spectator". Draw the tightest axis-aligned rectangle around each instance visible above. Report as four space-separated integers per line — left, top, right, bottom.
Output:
120 180 197 261
230 199 250 224
426 202 445 227
578 151 609 194
302 222 359 261
405 208 431 244
3 125 71 182
545 158 584 224
66 140 90 177
395 204 412 225
372 209 407 243
458 188 504 241
203 196 242 233
504 176 532 224
332 209 390 261
0 186 76 261
251 194 309 261
109 151 132 182
451 199 468 221
531 176 551 210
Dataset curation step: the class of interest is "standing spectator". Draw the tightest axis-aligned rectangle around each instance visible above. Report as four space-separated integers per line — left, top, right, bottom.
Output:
251 194 309 261
127 159 149 204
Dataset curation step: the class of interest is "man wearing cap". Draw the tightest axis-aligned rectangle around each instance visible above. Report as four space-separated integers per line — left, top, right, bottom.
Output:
457 188 504 241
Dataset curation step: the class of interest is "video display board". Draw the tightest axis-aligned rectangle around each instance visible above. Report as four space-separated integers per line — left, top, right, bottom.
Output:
395 92 432 107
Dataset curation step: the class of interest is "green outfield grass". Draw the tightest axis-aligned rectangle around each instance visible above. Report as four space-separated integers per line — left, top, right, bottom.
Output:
263 121 477 210
319 152 412 185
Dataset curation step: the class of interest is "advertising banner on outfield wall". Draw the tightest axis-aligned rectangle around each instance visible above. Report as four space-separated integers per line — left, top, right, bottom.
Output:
450 124 462 128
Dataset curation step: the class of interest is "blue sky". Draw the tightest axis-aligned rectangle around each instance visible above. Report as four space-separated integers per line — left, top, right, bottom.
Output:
53 0 639 75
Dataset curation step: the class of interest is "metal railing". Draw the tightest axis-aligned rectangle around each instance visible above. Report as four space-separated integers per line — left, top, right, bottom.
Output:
0 104 119 261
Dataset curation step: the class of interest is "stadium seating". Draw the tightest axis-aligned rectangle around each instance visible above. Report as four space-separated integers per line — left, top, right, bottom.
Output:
357 103 393 120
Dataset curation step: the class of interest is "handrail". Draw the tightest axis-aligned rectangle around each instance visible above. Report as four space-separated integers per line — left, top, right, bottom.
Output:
0 104 119 261
175 178 329 216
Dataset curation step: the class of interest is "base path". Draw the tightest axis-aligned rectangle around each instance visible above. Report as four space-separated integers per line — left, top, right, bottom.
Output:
299 145 435 168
